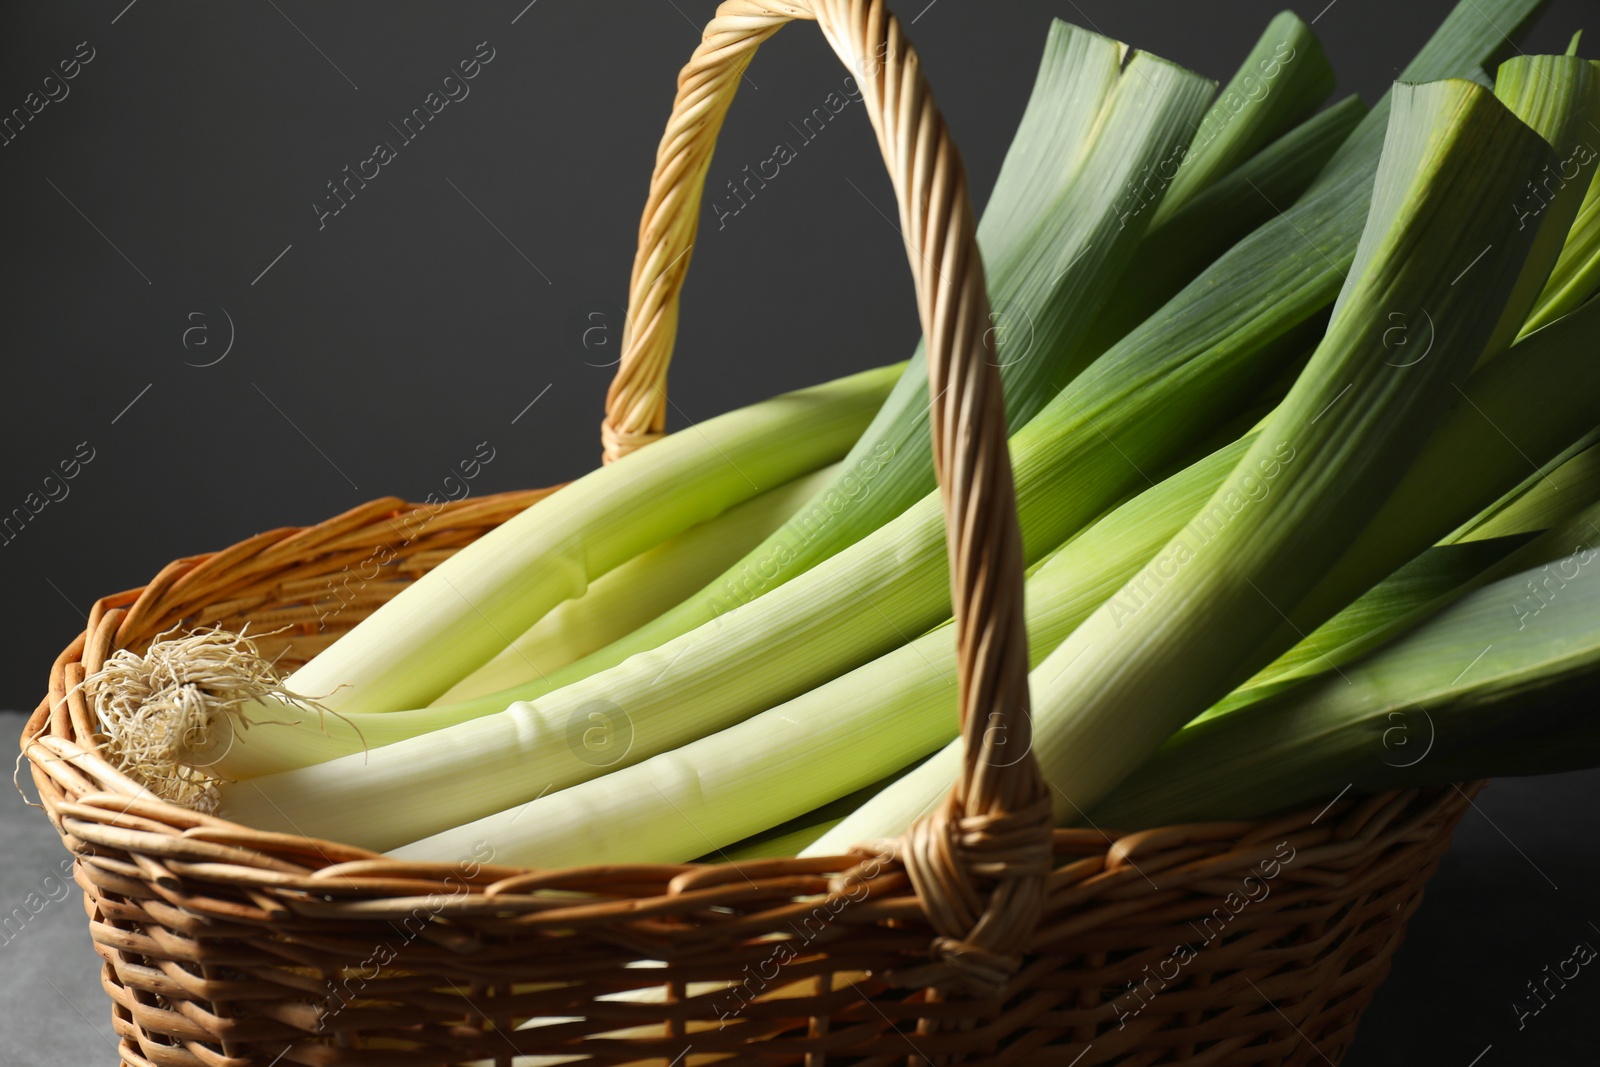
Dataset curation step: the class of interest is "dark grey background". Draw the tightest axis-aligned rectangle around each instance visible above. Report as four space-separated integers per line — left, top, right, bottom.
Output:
2 1 1596 1064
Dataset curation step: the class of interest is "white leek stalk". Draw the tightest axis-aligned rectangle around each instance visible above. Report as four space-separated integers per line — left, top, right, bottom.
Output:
435 464 838 703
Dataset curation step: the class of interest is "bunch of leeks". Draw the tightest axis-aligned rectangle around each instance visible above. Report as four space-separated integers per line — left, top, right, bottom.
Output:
91 0 1600 873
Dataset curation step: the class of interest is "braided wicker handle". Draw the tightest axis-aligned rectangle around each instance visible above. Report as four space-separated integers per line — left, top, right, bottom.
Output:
609 0 1051 986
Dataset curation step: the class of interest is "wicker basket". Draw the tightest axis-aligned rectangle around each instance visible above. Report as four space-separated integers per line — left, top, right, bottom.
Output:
23 2 1475 1064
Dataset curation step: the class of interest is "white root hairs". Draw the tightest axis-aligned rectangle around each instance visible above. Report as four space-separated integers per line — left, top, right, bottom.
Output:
85 626 333 812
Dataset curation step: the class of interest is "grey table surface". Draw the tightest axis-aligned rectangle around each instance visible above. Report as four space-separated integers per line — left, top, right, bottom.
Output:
2 710 1595 1066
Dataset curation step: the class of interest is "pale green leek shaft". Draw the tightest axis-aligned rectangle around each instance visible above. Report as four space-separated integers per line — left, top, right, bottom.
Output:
1092 525 1600 827
269 362 893 714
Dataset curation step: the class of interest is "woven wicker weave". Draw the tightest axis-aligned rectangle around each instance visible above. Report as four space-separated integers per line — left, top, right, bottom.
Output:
23 2 1473 1064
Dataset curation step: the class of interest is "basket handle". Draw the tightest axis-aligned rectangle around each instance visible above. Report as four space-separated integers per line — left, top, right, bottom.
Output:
610 0 1051 988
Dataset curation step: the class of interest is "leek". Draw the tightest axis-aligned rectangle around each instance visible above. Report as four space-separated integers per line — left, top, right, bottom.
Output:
196 0 1561 838
1520 62 1600 336
1478 55 1600 359
206 41 1360 783
814 75 1565 851
712 504 1598 859
211 2 1552 796
436 463 839 703
1450 434 1600 541
1091 537 1600 827
226 241 1600 844
281 363 899 715
1152 11 1336 223
1200 489 1600 723
537 34 1218 686
513 16 1344 698
1080 96 1365 360
395 358 1595 868
389 438 1253 866
443 66 1363 712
